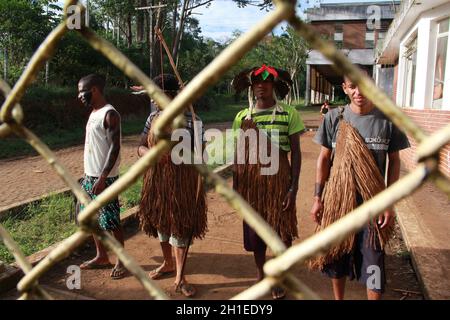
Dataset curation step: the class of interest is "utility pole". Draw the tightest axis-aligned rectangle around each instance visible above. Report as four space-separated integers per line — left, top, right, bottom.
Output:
45 4 49 85
135 3 167 78
85 0 90 27
3 47 7 81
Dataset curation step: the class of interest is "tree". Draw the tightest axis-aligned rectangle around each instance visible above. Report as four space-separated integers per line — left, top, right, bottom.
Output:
0 0 52 83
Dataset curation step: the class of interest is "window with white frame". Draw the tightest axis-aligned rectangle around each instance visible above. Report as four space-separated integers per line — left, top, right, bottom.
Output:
376 21 390 46
403 37 417 107
365 26 375 49
334 23 343 48
432 18 449 109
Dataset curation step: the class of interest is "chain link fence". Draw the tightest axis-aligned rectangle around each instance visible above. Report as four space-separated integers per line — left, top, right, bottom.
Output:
0 0 449 300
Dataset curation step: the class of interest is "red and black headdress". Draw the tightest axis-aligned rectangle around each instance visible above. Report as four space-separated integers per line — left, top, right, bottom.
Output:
231 64 293 99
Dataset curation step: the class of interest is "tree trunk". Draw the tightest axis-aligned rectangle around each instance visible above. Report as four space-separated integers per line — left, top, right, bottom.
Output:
3 46 7 82
137 0 147 43
172 0 190 63
152 2 165 77
116 18 120 46
145 9 150 47
127 13 132 48
171 0 178 50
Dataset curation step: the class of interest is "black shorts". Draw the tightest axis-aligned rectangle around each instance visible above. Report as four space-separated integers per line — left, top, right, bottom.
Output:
321 226 386 293
243 222 292 252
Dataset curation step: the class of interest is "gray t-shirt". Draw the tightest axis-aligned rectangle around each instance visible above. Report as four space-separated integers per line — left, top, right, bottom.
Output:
313 105 410 177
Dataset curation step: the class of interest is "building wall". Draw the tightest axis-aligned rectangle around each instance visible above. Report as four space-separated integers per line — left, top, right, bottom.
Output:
310 23 334 39
309 66 333 104
380 3 450 177
310 21 368 49
343 22 366 49
399 109 450 178
396 3 450 110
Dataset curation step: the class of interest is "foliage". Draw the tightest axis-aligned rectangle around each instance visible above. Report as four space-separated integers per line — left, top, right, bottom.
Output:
0 165 142 264
0 0 311 99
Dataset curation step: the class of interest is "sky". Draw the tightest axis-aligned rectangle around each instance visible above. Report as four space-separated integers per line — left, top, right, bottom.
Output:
193 0 396 42
66 0 394 43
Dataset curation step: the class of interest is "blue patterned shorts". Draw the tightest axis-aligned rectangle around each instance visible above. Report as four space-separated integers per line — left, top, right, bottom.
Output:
80 175 121 231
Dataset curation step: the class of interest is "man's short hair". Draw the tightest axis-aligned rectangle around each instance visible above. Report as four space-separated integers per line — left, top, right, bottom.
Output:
343 64 372 83
79 74 106 93
153 74 180 93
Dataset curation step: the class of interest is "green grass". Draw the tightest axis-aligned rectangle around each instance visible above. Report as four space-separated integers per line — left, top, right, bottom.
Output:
118 166 143 209
0 117 147 160
0 166 142 264
0 95 316 160
0 193 78 264
196 95 245 124
0 97 316 263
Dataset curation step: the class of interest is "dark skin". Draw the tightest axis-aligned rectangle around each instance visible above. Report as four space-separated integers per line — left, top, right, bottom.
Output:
92 110 121 195
77 79 125 279
309 75 400 300
233 78 302 299
246 79 301 211
137 90 203 297
78 81 121 194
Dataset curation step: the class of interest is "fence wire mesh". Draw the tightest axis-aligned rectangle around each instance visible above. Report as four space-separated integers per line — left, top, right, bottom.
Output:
1 0 449 300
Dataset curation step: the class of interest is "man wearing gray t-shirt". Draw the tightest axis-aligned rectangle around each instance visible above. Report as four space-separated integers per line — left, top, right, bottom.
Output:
310 67 410 300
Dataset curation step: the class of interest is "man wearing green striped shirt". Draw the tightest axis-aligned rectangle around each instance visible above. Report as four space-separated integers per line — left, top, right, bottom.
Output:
232 65 305 299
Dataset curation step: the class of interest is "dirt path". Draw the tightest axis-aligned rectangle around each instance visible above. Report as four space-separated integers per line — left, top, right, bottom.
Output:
1 132 423 300
0 122 233 212
0 135 141 211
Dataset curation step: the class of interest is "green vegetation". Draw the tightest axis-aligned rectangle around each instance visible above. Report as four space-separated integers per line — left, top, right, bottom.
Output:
1 1 310 102
0 193 78 264
0 94 318 160
0 117 147 159
0 166 142 264
0 98 318 263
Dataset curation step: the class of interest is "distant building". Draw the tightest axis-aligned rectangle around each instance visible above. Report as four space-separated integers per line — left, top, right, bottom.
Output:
376 0 450 178
305 1 400 105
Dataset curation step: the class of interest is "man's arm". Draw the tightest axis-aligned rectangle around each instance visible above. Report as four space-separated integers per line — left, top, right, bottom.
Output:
282 132 301 211
387 151 401 186
138 133 149 157
92 110 121 195
378 151 401 229
310 146 332 224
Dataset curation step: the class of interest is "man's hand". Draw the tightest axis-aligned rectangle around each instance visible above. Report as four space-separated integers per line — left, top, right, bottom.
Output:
310 197 324 225
92 176 107 196
138 145 149 157
282 189 297 212
377 209 396 229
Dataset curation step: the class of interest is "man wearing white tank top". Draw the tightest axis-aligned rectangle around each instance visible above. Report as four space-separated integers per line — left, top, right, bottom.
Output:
77 74 126 280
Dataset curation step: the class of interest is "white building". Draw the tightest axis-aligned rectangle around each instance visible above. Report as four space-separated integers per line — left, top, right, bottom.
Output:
305 2 399 105
376 0 450 178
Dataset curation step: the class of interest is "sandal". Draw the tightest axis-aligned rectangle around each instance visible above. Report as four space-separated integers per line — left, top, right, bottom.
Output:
149 267 175 280
175 281 196 298
271 286 286 300
110 265 127 280
80 259 113 270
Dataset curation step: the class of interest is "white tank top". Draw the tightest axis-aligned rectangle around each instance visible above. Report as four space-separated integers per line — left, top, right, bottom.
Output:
84 104 121 177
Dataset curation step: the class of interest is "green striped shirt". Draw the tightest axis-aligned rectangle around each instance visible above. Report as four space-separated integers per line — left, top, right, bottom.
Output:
232 105 305 152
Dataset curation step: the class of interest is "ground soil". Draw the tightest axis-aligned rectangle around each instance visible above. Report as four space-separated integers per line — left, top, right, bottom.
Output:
0 131 423 300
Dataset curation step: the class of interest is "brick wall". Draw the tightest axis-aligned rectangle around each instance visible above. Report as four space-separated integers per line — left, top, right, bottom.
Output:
343 22 366 49
400 108 450 178
310 22 334 39
310 21 367 49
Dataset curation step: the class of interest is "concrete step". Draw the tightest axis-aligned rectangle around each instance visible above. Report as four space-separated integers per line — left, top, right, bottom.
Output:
396 180 450 300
